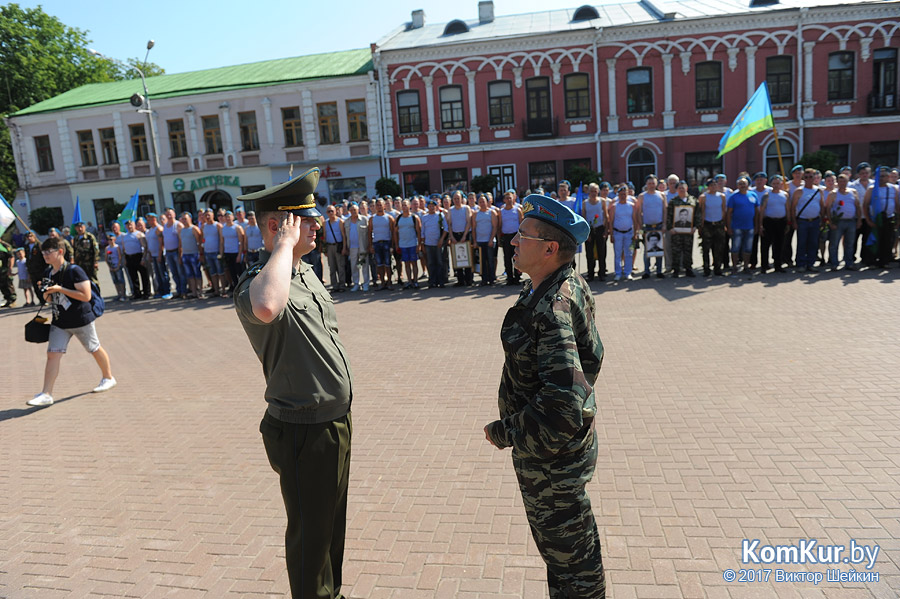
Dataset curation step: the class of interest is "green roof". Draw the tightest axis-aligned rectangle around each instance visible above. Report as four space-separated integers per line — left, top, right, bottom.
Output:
12 48 373 117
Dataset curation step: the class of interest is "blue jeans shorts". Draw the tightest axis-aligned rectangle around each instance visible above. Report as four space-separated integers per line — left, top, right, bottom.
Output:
400 246 418 262
205 254 223 275
731 228 754 254
373 240 392 267
182 253 201 279
109 266 125 285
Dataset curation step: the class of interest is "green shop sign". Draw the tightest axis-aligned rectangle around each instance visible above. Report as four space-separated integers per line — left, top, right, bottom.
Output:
173 175 241 193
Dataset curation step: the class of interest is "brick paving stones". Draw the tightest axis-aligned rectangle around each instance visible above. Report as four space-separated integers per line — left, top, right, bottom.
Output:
2 264 898 598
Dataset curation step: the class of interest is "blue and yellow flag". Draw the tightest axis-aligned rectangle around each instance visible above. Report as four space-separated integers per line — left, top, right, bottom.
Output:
117 190 140 226
717 82 774 158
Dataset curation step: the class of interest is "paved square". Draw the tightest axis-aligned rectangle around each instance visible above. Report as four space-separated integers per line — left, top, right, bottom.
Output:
2 266 899 598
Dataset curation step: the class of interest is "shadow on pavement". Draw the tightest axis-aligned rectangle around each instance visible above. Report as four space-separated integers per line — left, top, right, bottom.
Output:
0 391 92 423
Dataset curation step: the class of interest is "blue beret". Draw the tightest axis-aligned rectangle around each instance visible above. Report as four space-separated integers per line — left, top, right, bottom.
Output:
559 180 571 187
791 164 804 173
753 171 767 180
146 212 158 218
521 194 589 244
857 162 871 172
840 165 852 172
599 181 611 189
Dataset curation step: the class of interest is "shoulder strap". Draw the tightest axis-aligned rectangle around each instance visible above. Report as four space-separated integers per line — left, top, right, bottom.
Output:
798 188 821 217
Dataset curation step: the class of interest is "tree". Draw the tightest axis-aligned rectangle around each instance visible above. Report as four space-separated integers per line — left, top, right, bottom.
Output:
0 4 164 202
798 149 839 175
28 206 63 235
375 177 401 198
470 174 498 194
565 165 603 188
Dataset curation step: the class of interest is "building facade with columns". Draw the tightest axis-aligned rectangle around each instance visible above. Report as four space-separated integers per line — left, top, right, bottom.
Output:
374 0 900 195
6 48 380 230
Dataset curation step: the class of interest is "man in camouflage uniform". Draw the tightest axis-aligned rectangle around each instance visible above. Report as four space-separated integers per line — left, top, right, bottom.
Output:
485 194 606 599
0 238 16 307
72 221 100 284
666 180 702 276
47 227 74 263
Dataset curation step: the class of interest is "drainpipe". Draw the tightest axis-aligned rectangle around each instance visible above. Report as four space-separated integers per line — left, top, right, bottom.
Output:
593 28 603 175
796 8 806 156
372 48 391 180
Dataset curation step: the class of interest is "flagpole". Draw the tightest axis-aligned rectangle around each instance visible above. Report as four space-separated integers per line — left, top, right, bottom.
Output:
771 122 787 180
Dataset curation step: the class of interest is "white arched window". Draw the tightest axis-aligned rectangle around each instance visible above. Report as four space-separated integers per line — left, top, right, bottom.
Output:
765 139 795 178
627 147 656 186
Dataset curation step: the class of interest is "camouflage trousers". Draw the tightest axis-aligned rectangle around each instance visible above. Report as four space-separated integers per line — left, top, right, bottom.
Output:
670 232 695 271
75 260 98 284
0 269 15 303
513 431 605 599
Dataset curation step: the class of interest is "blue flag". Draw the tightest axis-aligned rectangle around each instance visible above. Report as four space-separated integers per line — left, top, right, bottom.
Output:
574 181 584 216
717 82 774 158
72 196 83 226
118 190 140 227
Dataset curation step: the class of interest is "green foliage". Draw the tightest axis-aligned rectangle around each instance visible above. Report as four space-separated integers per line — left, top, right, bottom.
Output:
0 4 164 201
798 150 839 175
375 177 401 198
29 206 63 235
470 174 498 194
565 165 603 188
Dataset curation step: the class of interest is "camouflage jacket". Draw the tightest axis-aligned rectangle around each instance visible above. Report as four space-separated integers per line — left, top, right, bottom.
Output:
73 233 100 266
487 264 604 460
666 194 702 229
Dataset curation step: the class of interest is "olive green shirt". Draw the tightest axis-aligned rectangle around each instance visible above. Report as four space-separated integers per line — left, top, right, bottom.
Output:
234 251 352 424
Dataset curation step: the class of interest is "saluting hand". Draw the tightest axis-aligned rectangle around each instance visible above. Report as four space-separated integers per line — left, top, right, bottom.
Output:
274 213 303 248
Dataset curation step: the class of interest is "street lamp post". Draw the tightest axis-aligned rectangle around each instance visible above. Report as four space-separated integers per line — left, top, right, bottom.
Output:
90 41 167 212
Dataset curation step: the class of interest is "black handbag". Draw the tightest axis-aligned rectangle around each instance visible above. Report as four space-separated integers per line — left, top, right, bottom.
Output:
25 306 50 343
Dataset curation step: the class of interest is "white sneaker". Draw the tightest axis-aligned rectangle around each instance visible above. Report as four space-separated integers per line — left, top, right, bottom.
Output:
27 392 54 407
93 377 117 393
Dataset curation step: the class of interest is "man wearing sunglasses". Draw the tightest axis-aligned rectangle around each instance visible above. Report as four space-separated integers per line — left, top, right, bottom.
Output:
484 194 606 598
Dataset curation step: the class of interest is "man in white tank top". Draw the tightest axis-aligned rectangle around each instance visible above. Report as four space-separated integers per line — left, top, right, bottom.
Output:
581 182 608 281
825 173 861 270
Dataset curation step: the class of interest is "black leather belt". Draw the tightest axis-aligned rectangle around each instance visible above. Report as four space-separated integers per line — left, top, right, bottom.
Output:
613 228 633 234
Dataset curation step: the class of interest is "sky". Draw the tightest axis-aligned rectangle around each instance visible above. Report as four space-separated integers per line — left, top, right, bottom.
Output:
14 0 615 75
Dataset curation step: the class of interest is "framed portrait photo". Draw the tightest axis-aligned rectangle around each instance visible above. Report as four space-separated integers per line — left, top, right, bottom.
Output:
451 242 473 270
672 205 694 234
644 230 664 257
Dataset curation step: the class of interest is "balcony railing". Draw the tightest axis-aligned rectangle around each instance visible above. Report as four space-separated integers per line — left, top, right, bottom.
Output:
868 91 899 114
522 116 559 138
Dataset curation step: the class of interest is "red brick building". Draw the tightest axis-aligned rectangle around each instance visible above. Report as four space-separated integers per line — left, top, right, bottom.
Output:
373 0 900 195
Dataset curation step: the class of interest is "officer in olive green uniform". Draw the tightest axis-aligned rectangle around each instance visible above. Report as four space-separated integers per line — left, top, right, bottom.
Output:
485 194 606 599
233 168 353 599
72 221 100 284
0 239 16 307
666 180 702 276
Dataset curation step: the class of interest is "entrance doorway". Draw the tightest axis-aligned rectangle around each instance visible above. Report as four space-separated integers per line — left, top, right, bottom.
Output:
487 164 516 200
173 192 197 216
201 190 233 212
